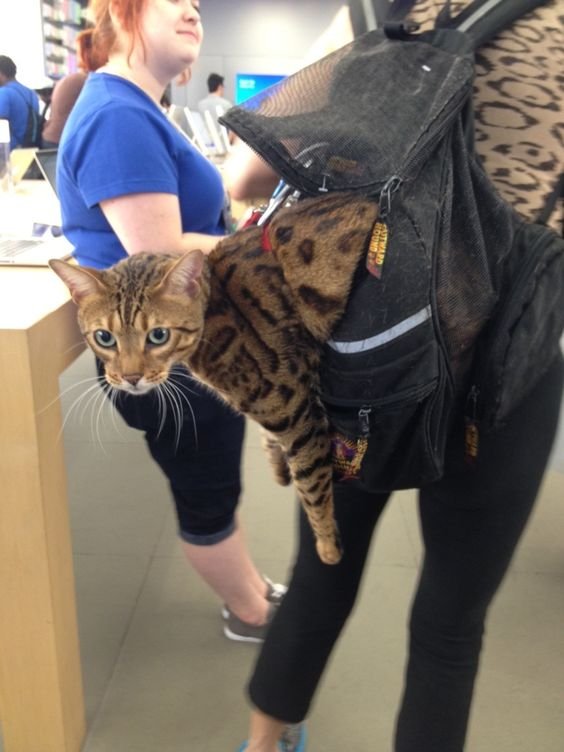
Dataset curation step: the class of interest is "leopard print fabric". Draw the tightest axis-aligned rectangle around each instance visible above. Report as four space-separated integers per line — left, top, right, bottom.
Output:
408 0 564 233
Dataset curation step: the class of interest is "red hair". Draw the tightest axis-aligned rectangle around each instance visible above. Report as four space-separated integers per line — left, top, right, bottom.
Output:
85 0 148 71
76 28 108 72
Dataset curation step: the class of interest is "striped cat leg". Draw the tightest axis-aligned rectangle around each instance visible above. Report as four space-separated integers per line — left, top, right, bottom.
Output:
260 428 291 486
282 416 342 565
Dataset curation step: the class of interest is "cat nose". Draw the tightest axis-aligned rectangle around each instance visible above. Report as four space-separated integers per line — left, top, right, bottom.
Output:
123 373 142 386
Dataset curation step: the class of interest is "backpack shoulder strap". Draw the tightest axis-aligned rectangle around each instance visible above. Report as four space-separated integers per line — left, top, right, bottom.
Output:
349 0 548 45
537 174 564 234
437 0 550 48
9 82 35 110
349 0 417 33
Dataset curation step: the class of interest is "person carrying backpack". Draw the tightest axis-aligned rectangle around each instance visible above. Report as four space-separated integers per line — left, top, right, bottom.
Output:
0 55 41 149
223 1 563 750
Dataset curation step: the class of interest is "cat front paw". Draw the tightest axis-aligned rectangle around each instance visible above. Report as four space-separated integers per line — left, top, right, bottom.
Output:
273 465 292 486
315 536 343 565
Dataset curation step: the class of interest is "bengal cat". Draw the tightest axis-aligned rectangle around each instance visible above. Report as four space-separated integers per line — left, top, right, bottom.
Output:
50 192 379 564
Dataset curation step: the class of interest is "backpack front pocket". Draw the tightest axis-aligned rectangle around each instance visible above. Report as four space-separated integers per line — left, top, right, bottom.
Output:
321 321 453 491
466 222 564 439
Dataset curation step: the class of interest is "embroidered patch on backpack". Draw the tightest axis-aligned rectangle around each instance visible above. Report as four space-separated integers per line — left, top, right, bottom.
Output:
331 433 368 481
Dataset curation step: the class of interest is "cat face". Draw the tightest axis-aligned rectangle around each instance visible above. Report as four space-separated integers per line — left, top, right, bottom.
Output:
50 252 206 395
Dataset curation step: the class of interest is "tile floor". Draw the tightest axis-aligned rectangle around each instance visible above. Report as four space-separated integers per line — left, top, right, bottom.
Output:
3 351 563 752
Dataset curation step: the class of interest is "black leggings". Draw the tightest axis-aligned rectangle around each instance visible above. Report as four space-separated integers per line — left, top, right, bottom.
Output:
249 354 563 751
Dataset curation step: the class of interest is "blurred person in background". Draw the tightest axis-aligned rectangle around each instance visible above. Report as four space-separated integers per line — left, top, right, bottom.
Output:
0 54 40 149
42 28 108 148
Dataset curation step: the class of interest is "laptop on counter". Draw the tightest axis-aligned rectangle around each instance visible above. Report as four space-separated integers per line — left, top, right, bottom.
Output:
34 148 59 194
9 148 37 185
0 149 73 266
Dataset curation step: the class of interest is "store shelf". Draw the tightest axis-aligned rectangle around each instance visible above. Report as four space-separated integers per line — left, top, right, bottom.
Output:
41 0 88 79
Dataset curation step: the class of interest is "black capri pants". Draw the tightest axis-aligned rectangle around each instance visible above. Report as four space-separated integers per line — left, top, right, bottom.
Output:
98 360 246 545
248 354 563 751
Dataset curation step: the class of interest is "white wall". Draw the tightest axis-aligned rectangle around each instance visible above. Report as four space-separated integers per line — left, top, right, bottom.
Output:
0 0 48 87
1 0 343 100
172 1 344 108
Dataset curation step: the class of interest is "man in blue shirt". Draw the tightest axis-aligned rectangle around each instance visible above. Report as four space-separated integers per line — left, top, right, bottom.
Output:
0 55 40 149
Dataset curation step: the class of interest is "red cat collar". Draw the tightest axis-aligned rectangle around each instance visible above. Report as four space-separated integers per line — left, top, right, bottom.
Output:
261 224 273 252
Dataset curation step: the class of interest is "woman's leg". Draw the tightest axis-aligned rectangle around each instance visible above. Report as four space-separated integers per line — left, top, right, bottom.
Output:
395 355 563 752
102 360 271 623
182 520 271 624
243 709 287 752
246 481 391 745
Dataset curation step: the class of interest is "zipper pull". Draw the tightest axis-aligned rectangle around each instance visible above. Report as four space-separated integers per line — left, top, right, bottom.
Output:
367 176 401 279
257 181 297 226
358 406 372 437
349 407 371 476
464 385 480 463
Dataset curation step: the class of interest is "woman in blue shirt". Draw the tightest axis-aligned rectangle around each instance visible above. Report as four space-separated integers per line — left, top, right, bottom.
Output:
0 55 40 149
57 0 283 643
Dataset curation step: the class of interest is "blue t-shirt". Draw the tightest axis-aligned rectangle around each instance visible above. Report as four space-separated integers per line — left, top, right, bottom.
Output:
57 73 227 269
0 81 40 148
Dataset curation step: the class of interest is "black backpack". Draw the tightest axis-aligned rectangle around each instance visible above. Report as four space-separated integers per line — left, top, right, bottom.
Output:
22 106 43 149
221 0 564 491
12 86 43 148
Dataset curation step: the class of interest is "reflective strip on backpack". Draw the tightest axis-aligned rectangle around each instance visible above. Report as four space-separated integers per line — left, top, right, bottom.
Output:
327 305 431 354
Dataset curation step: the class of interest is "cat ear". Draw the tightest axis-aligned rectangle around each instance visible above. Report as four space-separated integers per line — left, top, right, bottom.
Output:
159 250 204 298
49 259 107 303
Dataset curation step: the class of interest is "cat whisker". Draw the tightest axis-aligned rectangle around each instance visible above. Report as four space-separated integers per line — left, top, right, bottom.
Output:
169 364 199 380
168 371 200 397
163 381 186 450
78 379 111 444
158 379 198 451
156 382 182 449
169 364 188 374
168 379 199 450
91 382 132 447
107 386 127 439
92 383 114 452
62 339 88 358
80 380 110 429
56 380 107 443
56 376 124 451
165 374 197 409
154 386 169 440
37 374 105 416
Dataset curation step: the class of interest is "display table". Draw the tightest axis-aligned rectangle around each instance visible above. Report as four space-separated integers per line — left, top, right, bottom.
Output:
0 183 86 751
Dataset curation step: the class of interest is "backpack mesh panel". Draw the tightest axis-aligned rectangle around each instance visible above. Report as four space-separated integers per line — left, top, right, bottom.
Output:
222 30 474 195
435 119 515 382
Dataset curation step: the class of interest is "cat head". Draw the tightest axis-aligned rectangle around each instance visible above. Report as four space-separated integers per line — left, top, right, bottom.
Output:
50 251 207 395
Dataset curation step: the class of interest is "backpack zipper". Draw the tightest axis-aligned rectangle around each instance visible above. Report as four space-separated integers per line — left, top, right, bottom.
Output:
358 407 372 437
367 175 403 277
322 380 437 440
356 378 438 437
367 74 471 278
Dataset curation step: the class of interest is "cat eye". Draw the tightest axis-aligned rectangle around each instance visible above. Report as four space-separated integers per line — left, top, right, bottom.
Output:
94 329 116 348
147 328 171 346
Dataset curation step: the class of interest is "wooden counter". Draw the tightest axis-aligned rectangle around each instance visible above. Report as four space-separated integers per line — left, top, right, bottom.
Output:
0 221 86 750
